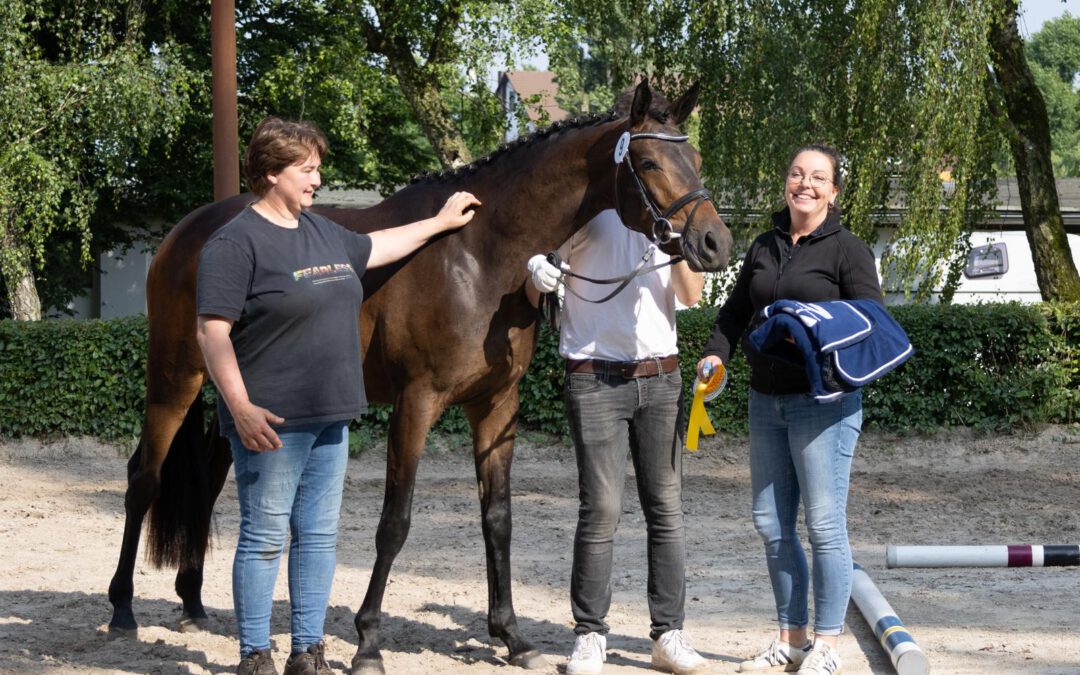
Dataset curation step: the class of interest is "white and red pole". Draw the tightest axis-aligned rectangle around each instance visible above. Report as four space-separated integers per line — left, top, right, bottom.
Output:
887 544 1080 568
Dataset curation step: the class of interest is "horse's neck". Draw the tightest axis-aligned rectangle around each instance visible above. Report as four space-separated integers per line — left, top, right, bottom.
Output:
466 121 622 260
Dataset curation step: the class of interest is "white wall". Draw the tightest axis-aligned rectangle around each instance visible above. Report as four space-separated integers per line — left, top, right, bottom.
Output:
98 246 153 318
874 229 1080 305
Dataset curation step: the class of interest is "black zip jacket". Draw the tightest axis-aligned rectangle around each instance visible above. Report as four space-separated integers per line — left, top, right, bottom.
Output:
703 206 883 395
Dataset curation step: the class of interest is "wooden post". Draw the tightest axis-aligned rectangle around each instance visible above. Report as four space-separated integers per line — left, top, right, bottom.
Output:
211 0 240 200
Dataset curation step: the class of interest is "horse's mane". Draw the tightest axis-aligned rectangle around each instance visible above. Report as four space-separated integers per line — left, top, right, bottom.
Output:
410 95 674 186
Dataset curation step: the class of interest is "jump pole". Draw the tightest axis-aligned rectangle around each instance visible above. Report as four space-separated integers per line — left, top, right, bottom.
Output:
886 545 1080 568
851 563 930 675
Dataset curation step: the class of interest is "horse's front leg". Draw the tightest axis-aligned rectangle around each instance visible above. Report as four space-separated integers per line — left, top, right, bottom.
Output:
351 393 442 675
465 390 547 670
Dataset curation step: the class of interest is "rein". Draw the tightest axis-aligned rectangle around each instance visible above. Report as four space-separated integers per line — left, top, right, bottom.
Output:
545 248 676 304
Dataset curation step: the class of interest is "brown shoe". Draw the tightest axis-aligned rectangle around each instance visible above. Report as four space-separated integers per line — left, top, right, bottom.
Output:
237 648 278 675
283 643 333 675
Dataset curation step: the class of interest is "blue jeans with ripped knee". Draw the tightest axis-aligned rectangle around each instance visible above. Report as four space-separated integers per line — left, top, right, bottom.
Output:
228 420 349 658
748 389 862 636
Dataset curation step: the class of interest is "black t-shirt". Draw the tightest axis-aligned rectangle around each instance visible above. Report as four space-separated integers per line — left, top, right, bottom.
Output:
197 206 372 435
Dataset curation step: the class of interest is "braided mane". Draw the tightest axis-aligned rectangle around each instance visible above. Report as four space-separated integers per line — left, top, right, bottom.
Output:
409 111 617 185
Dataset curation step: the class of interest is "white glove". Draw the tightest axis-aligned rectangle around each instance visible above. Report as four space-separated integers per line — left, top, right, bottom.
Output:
527 254 564 293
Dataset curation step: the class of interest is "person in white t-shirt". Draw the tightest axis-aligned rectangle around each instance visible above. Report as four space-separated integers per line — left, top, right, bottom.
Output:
526 208 708 675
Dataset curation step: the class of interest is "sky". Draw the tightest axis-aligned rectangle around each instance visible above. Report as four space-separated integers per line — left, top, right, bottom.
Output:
1019 0 1075 36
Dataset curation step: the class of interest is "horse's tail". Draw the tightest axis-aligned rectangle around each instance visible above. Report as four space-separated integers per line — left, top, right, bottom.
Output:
145 395 214 570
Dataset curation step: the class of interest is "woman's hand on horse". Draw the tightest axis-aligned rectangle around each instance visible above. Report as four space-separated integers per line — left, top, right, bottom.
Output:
232 401 285 452
435 191 482 230
697 355 723 380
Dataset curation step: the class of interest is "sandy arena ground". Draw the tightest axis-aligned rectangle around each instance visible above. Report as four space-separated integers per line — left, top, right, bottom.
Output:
1 425 1078 674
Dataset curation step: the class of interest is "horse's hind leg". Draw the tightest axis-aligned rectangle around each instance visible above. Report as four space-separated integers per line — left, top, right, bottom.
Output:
175 421 232 632
464 391 547 670
352 395 441 675
108 364 204 639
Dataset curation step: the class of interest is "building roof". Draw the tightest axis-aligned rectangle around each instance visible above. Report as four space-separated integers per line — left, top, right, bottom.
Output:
496 71 571 124
315 188 384 208
717 177 1080 230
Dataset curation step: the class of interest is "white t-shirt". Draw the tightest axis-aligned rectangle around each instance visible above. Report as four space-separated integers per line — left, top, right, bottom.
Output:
558 209 678 361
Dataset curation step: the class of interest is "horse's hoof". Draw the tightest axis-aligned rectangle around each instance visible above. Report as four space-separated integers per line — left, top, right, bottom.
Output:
106 625 138 641
509 649 549 670
350 655 386 675
178 615 207 633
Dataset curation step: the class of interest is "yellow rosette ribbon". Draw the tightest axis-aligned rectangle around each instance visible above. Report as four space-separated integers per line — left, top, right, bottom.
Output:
686 361 726 451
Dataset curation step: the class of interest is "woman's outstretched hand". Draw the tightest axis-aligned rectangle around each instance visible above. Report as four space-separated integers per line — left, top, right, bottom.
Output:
435 191 482 231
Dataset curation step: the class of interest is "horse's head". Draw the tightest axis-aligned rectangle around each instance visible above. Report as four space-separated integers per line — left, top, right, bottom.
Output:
612 80 732 273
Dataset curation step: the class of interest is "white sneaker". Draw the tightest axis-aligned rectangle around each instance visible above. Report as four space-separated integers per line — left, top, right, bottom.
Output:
796 641 842 675
566 632 607 675
651 629 708 674
738 637 812 672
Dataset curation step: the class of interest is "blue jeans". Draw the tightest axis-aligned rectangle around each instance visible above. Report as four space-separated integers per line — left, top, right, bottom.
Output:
748 389 862 636
228 421 349 658
564 367 686 639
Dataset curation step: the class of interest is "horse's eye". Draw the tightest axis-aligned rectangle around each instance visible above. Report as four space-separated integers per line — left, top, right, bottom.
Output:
640 158 659 171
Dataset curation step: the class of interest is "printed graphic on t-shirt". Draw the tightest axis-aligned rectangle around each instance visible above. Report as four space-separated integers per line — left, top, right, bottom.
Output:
293 263 356 285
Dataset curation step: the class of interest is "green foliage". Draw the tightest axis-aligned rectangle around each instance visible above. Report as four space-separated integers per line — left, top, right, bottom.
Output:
674 306 750 435
516 323 570 434
0 1 193 318
674 0 1002 302
1039 301 1080 423
1028 14 1080 177
865 303 1069 430
0 316 148 439
0 304 1077 440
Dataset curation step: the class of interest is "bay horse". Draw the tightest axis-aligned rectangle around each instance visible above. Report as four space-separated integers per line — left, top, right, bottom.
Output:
107 80 732 672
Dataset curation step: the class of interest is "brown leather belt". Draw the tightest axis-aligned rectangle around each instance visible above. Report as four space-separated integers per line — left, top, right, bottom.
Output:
566 355 680 379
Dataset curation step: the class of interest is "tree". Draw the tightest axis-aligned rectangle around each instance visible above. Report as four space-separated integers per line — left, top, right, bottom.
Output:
3 0 501 315
1027 13 1080 177
638 0 1002 302
988 0 1080 301
0 2 191 320
522 0 1075 302
322 0 518 168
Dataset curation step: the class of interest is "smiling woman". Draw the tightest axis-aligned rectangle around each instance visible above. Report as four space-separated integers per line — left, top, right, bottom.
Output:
192 116 478 675
784 144 842 246
697 141 884 675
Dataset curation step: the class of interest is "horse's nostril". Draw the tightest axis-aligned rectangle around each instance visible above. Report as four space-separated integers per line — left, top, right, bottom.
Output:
703 230 718 253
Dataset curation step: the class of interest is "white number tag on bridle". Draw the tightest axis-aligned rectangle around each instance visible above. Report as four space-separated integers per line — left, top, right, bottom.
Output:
613 131 631 164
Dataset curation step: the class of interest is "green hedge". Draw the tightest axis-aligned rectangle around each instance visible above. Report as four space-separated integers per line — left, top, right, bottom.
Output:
0 302 1076 441
0 316 148 439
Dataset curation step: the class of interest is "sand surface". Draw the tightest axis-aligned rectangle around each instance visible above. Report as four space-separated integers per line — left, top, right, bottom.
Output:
1 426 1078 674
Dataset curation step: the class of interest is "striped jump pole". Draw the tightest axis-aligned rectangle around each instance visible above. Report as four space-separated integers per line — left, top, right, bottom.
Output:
851 563 930 675
886 544 1080 568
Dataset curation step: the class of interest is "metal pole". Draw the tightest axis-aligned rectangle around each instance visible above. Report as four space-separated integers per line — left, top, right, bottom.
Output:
211 0 240 200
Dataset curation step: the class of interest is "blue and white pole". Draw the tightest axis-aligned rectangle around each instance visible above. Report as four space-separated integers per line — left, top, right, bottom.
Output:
851 563 930 675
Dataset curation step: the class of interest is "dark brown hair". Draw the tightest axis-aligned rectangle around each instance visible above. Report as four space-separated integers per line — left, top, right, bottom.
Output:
244 117 329 197
787 142 843 192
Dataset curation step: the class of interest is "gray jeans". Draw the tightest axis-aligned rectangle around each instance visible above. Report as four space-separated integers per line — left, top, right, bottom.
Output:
564 367 687 639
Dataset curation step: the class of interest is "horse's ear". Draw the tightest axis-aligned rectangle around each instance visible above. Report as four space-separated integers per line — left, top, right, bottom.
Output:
668 81 700 126
629 78 653 126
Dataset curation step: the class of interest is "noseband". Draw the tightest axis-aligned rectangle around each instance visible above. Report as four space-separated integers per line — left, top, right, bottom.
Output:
613 129 714 247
